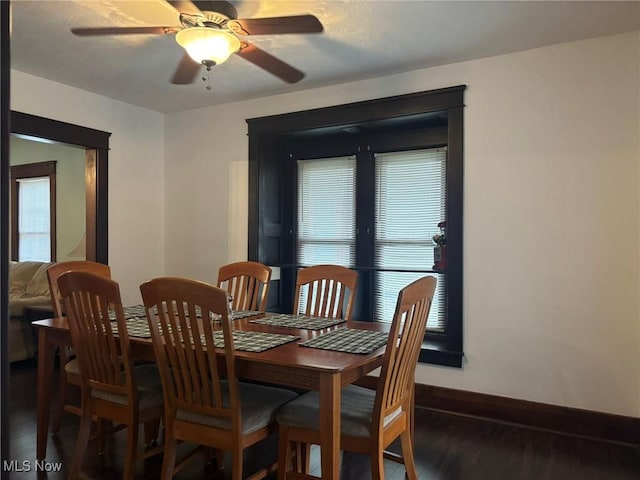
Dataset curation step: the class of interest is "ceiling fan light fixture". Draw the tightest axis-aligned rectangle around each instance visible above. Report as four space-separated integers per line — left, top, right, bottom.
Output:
176 27 240 65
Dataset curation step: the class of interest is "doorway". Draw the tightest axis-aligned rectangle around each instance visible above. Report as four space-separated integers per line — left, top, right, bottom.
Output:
10 111 110 263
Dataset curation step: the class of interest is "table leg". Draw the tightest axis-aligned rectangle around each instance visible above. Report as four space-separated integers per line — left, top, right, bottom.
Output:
319 373 340 480
36 330 55 461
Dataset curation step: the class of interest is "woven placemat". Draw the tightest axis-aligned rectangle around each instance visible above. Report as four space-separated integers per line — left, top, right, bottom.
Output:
232 310 263 320
111 319 299 352
109 305 259 323
110 315 181 338
110 317 152 338
300 328 388 354
209 330 299 353
108 304 147 322
250 314 345 330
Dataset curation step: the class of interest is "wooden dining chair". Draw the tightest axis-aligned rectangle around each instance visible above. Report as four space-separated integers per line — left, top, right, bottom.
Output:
46 260 112 434
58 271 164 480
276 275 437 480
139 277 298 480
293 264 358 320
217 261 272 312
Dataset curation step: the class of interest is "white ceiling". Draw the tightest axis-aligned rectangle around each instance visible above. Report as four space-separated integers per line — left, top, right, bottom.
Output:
9 0 640 113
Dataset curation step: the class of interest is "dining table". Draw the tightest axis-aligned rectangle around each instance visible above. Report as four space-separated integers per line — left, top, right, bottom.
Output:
32 310 389 480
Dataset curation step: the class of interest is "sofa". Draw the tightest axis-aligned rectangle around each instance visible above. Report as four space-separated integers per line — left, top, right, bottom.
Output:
9 261 53 363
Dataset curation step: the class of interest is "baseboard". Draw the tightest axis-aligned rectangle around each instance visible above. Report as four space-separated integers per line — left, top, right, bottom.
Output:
355 377 640 446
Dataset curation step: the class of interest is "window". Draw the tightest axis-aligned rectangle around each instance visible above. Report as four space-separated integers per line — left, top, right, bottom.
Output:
10 161 57 261
17 177 51 261
297 156 356 267
248 86 465 367
295 148 446 329
374 149 447 330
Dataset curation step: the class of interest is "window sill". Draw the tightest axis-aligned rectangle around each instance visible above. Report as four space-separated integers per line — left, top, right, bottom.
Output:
419 338 463 368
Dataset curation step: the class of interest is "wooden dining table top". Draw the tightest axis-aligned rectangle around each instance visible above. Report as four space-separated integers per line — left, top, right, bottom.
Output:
33 312 389 372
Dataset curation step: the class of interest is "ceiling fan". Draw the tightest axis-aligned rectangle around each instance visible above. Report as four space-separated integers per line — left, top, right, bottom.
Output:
70 0 323 85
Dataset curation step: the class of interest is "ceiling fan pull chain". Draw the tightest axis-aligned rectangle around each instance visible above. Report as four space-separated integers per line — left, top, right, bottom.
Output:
202 66 213 91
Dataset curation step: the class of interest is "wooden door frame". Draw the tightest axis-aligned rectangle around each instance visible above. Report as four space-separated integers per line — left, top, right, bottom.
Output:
10 111 110 263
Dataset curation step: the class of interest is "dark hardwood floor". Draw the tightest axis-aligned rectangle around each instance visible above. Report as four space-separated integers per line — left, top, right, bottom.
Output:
6 359 640 479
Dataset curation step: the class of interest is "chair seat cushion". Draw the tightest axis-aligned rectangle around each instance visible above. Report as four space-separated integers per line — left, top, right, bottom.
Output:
276 384 400 438
176 381 298 435
91 364 164 410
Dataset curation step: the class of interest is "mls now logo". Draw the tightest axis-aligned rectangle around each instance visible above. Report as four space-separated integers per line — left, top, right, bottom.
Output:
3 460 63 472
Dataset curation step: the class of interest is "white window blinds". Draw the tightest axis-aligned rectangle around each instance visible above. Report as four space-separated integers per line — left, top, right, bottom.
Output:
374 148 446 331
18 177 51 262
297 156 356 267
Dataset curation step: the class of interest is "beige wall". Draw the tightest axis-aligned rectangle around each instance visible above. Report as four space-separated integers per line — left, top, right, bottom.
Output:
10 30 640 417
10 136 86 261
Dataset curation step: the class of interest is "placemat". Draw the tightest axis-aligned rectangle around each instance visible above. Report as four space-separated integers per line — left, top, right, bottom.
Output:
209 330 299 353
300 328 388 354
109 305 260 323
108 304 147 322
232 310 263 320
110 317 153 338
113 319 213 342
250 313 345 330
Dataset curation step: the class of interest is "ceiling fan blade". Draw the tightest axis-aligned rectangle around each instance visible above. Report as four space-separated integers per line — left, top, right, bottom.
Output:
193 1 237 19
165 1 203 16
71 26 178 36
171 52 202 84
229 15 323 36
236 43 304 84
165 1 237 19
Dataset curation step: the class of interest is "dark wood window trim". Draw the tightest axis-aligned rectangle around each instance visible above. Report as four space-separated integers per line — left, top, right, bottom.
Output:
10 161 57 261
247 85 465 368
